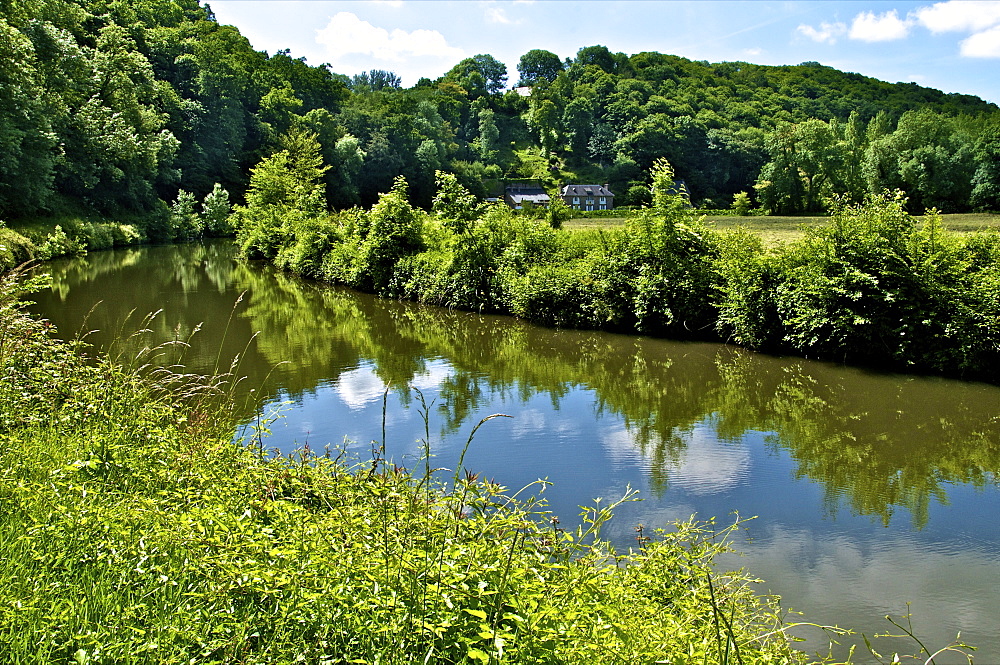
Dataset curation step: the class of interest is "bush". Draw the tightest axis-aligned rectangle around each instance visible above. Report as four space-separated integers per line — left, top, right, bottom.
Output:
0 227 36 272
36 225 84 260
714 228 786 348
770 192 1000 375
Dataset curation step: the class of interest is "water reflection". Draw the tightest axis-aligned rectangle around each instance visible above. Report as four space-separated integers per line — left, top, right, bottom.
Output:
32 241 1000 661
35 242 1000 533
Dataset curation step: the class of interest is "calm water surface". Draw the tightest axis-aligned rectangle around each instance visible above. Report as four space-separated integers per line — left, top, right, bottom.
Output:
32 242 1000 662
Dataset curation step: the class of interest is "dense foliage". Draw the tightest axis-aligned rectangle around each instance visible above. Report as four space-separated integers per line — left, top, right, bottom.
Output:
236 138 1000 379
0 270 817 664
1 0 998 232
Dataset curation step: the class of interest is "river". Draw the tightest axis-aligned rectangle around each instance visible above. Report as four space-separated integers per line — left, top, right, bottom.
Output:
30 241 1000 662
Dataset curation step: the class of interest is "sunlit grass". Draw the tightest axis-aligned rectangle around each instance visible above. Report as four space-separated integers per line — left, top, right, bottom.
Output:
566 212 1000 246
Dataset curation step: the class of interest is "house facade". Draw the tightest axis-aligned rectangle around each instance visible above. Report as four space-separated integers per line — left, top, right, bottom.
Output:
561 184 614 211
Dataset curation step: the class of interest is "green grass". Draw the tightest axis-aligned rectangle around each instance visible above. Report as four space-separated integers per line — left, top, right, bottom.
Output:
565 212 1000 246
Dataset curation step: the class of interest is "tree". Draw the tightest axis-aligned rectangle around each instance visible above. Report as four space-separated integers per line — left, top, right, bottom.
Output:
432 170 481 234
234 128 329 258
528 99 560 157
446 54 507 96
350 69 401 92
754 119 845 214
472 107 499 163
516 49 563 86
562 98 594 156
201 183 232 236
574 45 617 74
329 134 365 209
170 189 203 240
0 18 56 216
970 121 1000 211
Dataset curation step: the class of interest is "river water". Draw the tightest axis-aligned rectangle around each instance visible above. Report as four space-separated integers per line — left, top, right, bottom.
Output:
31 241 1000 662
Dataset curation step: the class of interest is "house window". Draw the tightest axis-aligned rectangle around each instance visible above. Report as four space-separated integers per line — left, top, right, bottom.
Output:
599 197 606 205
572 197 579 204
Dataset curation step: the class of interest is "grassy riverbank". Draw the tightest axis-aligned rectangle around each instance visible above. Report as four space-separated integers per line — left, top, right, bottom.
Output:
0 268 824 663
0 186 232 271
235 143 1000 381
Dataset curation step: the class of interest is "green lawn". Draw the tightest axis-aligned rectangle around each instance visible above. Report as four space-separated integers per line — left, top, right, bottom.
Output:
565 212 1000 245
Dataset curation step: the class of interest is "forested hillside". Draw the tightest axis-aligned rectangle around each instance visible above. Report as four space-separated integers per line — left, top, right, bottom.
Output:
2 0 999 229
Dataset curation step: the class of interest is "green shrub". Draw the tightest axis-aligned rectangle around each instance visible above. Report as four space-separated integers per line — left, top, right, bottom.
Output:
714 228 786 348
0 227 36 272
771 192 1000 374
36 225 84 259
78 221 115 250
357 176 425 292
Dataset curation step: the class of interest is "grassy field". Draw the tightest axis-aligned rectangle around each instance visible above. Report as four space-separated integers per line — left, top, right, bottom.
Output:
565 212 1000 245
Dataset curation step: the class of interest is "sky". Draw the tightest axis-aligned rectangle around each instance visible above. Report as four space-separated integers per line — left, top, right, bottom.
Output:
209 0 1000 105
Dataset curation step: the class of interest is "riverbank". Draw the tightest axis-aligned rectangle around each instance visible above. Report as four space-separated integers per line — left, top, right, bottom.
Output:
235 151 1000 381
0 185 232 271
0 267 824 663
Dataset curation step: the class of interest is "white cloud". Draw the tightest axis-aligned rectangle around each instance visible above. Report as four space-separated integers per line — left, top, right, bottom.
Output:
796 21 847 44
315 12 464 64
666 429 751 496
334 365 386 410
960 23 1000 56
743 47 763 56
849 10 912 42
914 0 1000 33
911 1 1000 59
486 6 513 24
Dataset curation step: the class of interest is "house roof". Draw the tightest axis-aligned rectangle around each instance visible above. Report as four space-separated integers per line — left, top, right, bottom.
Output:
561 184 614 197
507 192 551 204
505 185 550 204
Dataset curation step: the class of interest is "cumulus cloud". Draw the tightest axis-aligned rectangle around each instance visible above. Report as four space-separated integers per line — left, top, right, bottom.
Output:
915 0 1000 33
334 365 386 410
665 429 751 496
849 10 912 41
913 1 1000 58
961 23 1000 56
796 21 847 44
315 12 463 64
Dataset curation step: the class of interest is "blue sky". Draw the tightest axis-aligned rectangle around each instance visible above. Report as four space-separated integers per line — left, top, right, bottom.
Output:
209 1 1000 105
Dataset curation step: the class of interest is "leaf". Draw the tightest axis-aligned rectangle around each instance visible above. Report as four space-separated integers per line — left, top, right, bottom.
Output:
467 648 490 663
464 608 488 620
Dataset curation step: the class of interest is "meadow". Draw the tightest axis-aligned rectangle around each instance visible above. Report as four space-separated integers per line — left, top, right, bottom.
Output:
566 212 1000 246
